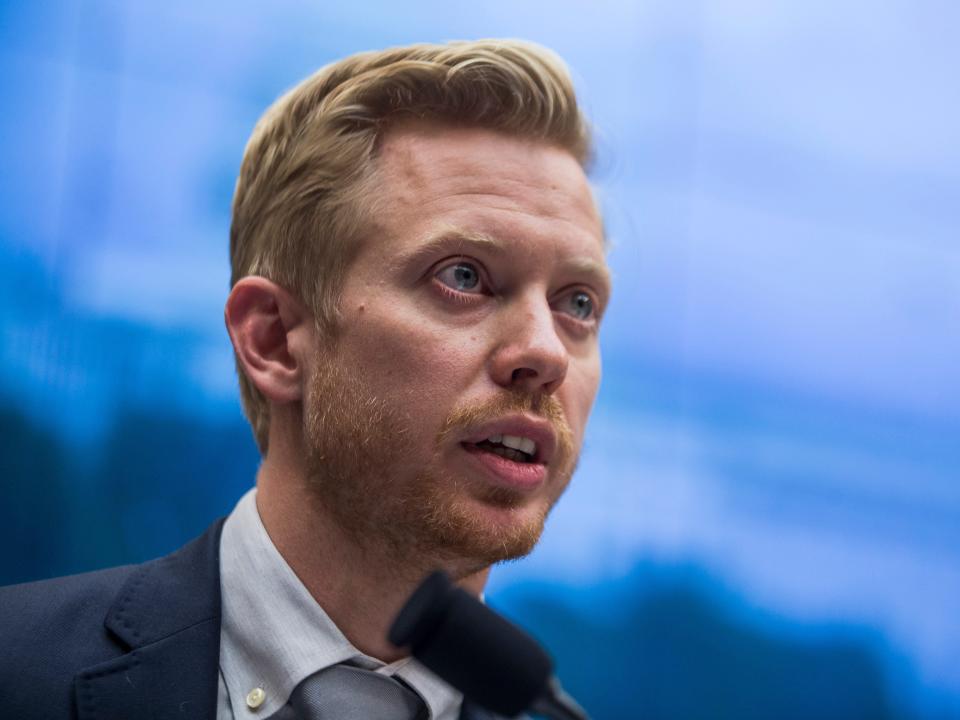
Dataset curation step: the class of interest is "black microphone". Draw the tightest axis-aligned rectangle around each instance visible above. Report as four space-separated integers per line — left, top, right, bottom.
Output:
388 570 589 720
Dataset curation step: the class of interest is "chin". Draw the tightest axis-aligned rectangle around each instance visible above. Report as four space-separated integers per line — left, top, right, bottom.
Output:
420 492 551 568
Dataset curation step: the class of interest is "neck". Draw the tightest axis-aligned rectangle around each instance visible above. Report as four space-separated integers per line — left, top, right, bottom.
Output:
254 439 490 662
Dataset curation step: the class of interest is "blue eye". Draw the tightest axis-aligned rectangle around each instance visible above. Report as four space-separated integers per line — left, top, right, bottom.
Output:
565 291 594 320
436 262 483 292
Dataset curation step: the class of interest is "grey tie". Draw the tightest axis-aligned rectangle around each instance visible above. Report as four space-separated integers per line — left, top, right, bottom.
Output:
266 663 429 720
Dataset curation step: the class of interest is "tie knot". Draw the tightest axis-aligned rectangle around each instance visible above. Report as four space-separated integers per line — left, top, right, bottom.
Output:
270 663 428 720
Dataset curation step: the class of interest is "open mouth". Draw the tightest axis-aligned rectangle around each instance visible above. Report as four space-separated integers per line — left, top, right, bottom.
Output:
463 434 538 464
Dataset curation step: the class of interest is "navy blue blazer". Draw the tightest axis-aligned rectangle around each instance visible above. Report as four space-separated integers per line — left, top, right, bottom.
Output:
0 519 507 720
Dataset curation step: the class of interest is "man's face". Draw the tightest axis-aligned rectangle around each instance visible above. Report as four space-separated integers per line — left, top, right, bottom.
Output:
303 123 609 573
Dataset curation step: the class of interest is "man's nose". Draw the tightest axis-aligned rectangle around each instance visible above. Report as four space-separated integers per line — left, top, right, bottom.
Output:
488 296 569 395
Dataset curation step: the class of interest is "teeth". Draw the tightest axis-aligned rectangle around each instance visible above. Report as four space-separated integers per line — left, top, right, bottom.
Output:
501 434 536 457
480 433 538 459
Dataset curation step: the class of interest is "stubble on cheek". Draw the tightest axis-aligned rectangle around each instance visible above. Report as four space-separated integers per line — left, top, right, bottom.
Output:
302 358 411 545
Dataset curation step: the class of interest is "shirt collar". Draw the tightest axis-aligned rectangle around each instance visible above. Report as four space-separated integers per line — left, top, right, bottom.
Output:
218 487 463 719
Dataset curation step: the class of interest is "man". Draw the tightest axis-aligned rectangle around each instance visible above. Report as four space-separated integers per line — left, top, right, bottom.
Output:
1 39 610 719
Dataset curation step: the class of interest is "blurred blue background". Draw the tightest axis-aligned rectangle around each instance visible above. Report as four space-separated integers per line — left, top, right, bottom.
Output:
2 1 958 718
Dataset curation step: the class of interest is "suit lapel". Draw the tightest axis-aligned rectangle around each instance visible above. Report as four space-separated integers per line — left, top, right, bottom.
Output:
75 519 226 720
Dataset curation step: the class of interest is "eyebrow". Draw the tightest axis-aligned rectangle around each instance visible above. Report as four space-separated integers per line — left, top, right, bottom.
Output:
393 228 507 270
396 226 613 301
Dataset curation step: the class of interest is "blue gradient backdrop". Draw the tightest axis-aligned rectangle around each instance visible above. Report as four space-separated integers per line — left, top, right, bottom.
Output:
2 2 958 718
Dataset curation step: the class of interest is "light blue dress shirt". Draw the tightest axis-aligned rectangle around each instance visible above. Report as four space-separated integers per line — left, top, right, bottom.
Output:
216 488 462 719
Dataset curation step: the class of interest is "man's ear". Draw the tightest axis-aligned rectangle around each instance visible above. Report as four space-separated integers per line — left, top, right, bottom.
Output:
224 277 314 404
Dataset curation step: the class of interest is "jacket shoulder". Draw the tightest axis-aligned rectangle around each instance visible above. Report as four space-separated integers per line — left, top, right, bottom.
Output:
1 563 138 656
0 518 225 719
0 564 138 718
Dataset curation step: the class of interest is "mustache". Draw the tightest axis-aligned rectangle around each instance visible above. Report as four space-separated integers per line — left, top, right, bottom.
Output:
437 391 575 465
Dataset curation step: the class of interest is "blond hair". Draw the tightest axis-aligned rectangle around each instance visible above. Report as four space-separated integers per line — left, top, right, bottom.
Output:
230 39 593 454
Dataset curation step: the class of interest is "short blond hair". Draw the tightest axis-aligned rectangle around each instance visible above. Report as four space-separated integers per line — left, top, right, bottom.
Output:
230 39 593 454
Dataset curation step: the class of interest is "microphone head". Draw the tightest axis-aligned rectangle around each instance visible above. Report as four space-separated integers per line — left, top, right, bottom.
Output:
389 570 554 717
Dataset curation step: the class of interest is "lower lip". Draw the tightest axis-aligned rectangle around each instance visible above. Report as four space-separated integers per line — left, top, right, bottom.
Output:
459 443 547 490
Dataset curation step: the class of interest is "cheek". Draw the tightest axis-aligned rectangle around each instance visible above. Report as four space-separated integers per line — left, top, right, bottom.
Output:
342 302 479 408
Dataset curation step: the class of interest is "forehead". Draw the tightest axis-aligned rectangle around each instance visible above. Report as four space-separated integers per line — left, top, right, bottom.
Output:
369 122 606 267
